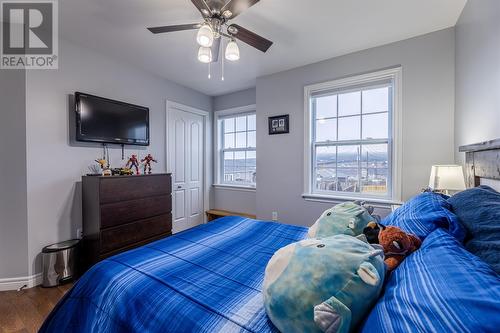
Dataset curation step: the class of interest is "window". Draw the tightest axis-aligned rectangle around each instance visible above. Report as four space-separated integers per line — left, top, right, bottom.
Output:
304 68 401 202
215 107 256 188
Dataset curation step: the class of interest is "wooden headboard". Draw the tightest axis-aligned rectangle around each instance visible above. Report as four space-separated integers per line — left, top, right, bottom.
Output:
459 138 500 190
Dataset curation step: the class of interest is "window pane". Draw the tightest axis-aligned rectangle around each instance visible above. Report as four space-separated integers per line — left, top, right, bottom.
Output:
316 168 337 191
316 118 337 142
315 95 337 119
235 132 246 148
338 116 360 140
246 151 256 183
315 146 336 167
224 118 235 133
223 152 234 174
224 133 235 148
361 144 389 195
247 114 256 131
236 116 246 132
337 145 360 193
247 131 256 148
362 87 389 114
338 91 361 116
233 151 246 184
362 113 388 139
315 146 337 191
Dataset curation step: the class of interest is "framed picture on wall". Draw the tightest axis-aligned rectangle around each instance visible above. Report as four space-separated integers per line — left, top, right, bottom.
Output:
268 115 289 135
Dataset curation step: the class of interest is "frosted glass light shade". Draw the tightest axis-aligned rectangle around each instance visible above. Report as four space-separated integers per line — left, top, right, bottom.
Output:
225 40 240 61
429 165 466 192
198 46 212 63
196 24 213 47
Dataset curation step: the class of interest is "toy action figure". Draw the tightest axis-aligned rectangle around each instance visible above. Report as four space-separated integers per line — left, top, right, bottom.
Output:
95 159 111 176
126 154 140 175
141 153 157 174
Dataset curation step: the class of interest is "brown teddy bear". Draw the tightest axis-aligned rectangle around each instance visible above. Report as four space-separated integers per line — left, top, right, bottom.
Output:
363 222 422 272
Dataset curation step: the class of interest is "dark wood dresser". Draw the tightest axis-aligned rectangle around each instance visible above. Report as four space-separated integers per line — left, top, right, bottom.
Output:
81 173 172 272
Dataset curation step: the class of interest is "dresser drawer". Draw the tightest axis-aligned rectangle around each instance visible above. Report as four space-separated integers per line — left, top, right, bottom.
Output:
141 213 172 237
99 175 171 204
100 213 172 254
100 195 172 229
100 222 137 254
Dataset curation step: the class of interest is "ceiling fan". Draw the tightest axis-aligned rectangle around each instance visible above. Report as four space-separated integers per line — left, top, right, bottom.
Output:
147 0 273 76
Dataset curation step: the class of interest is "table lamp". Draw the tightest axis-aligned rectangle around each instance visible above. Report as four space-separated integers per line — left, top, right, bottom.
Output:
428 165 466 195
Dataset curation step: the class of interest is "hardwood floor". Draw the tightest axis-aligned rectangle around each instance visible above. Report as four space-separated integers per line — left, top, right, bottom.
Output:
0 283 73 333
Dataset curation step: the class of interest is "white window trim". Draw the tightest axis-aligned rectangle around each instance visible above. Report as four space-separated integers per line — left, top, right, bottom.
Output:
303 67 403 204
213 104 257 189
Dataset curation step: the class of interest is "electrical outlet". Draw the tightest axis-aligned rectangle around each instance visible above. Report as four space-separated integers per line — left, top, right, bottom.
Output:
76 228 83 239
271 211 278 221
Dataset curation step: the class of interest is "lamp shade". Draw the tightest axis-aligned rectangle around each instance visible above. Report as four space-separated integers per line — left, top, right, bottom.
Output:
196 24 213 47
225 40 240 61
428 165 466 192
197 46 212 63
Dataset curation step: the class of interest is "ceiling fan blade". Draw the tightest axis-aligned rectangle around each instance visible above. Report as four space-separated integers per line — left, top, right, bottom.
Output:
211 37 221 62
228 24 273 52
147 23 201 34
191 0 213 17
220 0 260 19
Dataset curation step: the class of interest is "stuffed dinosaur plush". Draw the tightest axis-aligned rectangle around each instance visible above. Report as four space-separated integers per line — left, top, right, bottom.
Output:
263 235 385 333
308 202 377 238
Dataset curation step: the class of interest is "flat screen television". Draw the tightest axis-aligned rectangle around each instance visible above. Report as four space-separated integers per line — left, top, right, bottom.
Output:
75 92 150 146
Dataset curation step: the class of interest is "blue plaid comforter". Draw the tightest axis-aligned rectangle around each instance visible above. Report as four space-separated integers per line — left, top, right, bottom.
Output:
361 192 500 333
40 217 308 333
41 195 500 333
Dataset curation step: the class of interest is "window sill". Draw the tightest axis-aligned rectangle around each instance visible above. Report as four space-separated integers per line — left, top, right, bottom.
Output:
302 193 402 208
213 184 256 192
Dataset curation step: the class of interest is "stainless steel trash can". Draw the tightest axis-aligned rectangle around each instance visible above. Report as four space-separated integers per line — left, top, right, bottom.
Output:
42 239 79 287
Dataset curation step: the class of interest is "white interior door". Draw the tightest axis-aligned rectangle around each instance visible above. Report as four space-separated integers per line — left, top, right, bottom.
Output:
168 106 205 233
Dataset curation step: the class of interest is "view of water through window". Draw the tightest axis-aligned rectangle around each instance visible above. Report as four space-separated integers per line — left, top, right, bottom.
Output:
221 114 256 185
312 85 391 196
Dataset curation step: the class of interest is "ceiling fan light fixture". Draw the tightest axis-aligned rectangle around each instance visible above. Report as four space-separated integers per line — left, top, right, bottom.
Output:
222 10 233 18
196 24 213 47
198 46 212 63
225 40 240 61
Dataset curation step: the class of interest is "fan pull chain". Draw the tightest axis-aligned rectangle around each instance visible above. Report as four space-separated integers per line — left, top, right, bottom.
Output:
208 62 211 79
221 39 225 81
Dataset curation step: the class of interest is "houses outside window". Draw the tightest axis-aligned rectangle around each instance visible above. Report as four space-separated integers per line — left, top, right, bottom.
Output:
215 106 256 188
304 68 402 202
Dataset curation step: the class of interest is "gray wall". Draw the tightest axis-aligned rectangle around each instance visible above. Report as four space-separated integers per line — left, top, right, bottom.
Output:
256 28 456 226
213 189 256 216
212 88 257 215
0 69 29 279
213 88 256 111
455 0 500 163
24 38 212 276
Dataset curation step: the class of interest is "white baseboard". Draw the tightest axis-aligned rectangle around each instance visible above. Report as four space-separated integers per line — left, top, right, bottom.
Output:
0 273 42 291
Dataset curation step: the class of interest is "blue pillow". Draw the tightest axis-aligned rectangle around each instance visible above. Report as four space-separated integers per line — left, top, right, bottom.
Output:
361 228 500 333
447 185 500 274
383 192 465 241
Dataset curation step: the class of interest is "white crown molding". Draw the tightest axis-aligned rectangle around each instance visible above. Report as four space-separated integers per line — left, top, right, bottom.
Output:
0 273 42 291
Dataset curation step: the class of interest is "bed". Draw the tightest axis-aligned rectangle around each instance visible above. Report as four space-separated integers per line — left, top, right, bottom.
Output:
41 140 500 333
40 217 307 332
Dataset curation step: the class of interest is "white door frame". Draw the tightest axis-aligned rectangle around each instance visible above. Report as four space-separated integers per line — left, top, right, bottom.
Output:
166 100 211 225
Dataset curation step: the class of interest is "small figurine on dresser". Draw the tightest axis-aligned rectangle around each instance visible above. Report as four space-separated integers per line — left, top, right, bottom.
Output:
126 154 140 175
95 159 112 176
141 153 157 174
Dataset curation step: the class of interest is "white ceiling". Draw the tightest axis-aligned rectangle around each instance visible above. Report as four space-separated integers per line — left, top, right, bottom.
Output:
60 0 467 96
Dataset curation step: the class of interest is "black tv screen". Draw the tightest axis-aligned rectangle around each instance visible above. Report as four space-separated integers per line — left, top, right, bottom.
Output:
75 92 149 146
